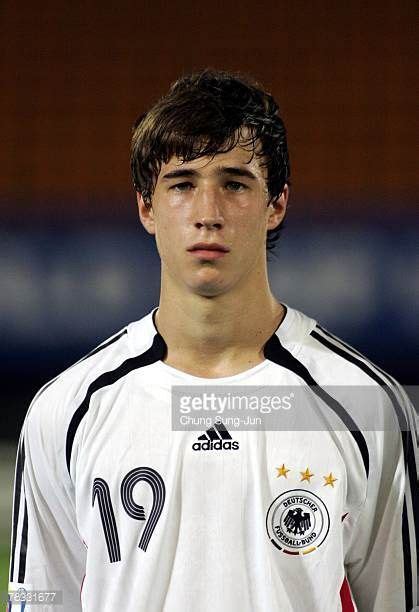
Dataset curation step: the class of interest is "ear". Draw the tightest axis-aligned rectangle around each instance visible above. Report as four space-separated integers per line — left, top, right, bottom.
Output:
137 192 156 235
266 184 289 231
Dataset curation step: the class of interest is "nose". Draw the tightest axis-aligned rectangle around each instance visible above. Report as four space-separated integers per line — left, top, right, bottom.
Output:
194 187 224 230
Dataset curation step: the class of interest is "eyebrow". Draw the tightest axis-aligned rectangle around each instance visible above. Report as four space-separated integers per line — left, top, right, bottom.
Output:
218 166 258 181
161 165 258 181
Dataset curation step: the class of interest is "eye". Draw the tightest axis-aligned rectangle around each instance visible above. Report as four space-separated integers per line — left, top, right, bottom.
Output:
225 181 247 192
170 182 193 192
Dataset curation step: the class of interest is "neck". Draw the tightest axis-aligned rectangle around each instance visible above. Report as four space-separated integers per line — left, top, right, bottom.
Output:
154 270 285 377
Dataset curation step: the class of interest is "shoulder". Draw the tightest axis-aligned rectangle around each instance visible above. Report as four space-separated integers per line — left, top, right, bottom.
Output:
23 319 155 461
282 305 402 388
23 307 159 439
281 306 415 432
20 309 162 484
15 326 132 487
27 326 131 422
23 306 169 485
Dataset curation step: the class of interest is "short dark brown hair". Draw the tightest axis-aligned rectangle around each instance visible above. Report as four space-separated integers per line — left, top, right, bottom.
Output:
131 68 291 251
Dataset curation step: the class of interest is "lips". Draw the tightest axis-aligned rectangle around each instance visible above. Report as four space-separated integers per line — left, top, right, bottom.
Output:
187 242 230 261
188 243 230 252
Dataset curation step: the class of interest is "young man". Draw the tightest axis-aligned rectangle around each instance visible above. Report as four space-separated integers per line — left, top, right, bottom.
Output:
8 69 418 611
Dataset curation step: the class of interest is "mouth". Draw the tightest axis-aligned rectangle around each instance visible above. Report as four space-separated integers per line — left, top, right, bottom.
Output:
187 243 230 260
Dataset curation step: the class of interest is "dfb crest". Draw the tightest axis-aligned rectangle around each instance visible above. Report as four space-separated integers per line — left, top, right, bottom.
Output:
284 507 311 536
266 489 330 555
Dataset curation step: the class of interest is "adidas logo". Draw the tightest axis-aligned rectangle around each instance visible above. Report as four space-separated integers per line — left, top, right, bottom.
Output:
192 422 239 451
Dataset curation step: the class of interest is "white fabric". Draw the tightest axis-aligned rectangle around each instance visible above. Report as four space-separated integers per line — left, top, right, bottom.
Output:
8 306 417 611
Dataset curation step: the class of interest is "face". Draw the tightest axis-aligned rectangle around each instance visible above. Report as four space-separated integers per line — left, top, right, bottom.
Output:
137 144 288 297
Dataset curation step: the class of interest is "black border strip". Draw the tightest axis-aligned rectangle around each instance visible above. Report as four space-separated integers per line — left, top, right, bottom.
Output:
311 326 417 610
317 324 416 421
65 332 166 474
311 328 418 517
263 333 369 477
402 499 413 611
9 436 25 582
17 500 28 583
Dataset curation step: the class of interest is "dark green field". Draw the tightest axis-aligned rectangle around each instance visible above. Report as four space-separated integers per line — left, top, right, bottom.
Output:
0 543 9 597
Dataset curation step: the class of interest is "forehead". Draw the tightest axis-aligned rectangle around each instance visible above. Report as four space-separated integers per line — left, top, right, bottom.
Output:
158 143 267 180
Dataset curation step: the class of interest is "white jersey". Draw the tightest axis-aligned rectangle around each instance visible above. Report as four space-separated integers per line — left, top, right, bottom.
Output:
8 305 418 611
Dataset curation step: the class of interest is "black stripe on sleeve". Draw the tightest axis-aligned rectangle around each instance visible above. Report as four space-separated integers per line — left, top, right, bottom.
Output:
402 499 413 611
8 330 128 586
311 327 418 610
311 329 418 514
263 333 370 477
65 332 166 474
9 436 25 582
10 436 28 585
17 501 28 583
317 324 416 422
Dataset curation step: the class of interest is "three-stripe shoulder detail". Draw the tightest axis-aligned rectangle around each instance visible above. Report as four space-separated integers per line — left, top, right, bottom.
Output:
310 324 418 611
9 435 28 584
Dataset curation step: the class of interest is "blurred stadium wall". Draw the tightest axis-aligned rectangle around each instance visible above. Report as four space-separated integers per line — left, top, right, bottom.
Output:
1 1 417 577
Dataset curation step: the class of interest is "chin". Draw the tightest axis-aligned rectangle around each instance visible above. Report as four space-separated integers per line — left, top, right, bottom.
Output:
188 268 243 296
187 279 228 297
192 285 225 297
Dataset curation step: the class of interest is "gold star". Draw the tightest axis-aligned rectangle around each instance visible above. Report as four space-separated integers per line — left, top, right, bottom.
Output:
323 472 338 487
276 463 290 478
300 467 314 483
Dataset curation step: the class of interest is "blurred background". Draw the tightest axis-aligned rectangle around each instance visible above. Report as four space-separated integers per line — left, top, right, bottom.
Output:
0 0 417 593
